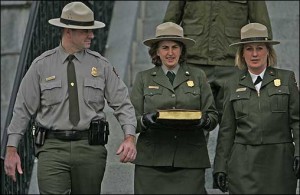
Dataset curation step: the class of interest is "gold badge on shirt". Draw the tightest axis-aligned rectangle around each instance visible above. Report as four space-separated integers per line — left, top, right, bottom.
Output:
187 80 194 87
91 67 99 77
274 79 281 87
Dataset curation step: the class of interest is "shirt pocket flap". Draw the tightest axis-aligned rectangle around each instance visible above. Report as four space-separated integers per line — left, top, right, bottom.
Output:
268 86 290 96
183 24 204 36
230 90 250 101
183 87 201 95
41 80 62 91
84 78 104 90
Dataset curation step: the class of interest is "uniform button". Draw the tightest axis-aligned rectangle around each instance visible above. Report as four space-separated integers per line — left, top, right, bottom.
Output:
237 95 240 98
172 107 176 109
150 93 153 95
171 94 176 98
278 90 282 92
174 136 177 139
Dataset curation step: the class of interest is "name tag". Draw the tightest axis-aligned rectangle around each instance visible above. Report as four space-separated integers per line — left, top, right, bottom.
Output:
236 87 247 92
45 76 56 81
148 86 159 89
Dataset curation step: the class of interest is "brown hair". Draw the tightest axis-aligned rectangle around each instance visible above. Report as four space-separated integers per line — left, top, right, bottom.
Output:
235 43 277 70
148 41 187 66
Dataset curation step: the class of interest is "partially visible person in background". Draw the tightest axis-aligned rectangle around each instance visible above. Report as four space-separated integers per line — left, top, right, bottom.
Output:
213 23 299 194
130 22 218 194
163 1 273 139
4 2 137 194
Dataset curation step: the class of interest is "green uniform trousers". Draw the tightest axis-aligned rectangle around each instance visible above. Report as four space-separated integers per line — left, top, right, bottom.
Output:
36 138 107 194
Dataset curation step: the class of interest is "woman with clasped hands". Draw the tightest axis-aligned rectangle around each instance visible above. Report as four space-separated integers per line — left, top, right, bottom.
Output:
213 23 299 194
130 22 218 194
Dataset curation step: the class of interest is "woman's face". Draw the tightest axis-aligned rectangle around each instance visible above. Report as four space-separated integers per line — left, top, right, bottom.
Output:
157 40 182 69
243 43 269 74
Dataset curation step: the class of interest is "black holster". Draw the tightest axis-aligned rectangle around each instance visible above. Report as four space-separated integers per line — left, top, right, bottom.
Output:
88 120 109 145
34 125 47 147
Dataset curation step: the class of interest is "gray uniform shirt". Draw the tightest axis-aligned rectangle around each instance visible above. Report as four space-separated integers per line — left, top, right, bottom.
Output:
7 45 136 147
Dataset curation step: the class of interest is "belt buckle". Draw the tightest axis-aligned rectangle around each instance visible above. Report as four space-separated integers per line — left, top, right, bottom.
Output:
66 131 81 140
53 130 81 141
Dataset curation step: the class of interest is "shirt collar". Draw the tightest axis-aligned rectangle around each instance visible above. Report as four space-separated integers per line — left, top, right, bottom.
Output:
249 68 266 83
58 44 85 64
161 64 180 75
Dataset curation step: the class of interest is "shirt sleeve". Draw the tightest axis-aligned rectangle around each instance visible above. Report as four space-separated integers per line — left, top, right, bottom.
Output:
130 71 145 133
248 1 273 39
163 1 186 24
288 71 299 156
103 61 137 136
213 80 236 174
7 62 41 147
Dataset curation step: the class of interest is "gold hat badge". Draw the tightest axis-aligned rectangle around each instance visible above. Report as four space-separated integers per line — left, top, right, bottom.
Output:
187 80 194 87
274 79 281 87
91 67 98 77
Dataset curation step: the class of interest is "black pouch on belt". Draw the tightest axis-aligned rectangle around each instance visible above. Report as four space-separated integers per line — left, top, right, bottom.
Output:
88 120 109 145
34 125 47 147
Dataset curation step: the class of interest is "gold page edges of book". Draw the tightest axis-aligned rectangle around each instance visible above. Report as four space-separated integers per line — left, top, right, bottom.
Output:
156 109 202 120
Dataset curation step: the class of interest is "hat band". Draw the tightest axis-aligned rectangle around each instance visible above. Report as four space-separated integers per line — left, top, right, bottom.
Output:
60 18 94 26
241 37 268 42
156 35 182 38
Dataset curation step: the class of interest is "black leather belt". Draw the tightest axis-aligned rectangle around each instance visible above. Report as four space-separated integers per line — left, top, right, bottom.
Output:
46 129 89 141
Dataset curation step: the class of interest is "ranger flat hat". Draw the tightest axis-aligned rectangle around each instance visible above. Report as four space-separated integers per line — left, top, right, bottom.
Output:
230 23 280 46
143 22 195 47
48 2 105 29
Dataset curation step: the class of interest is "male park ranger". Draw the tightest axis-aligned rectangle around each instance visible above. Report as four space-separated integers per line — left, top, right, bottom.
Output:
4 2 137 194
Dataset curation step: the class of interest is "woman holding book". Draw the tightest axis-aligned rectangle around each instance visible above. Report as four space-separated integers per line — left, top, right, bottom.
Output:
130 22 218 194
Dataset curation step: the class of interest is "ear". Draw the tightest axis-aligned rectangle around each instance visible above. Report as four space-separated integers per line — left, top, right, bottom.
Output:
64 28 72 37
156 50 160 57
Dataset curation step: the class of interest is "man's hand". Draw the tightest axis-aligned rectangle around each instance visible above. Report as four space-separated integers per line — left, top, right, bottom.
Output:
213 172 228 192
4 146 23 182
116 135 137 163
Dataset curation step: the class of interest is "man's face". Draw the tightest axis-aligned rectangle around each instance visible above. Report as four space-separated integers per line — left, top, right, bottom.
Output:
70 29 94 51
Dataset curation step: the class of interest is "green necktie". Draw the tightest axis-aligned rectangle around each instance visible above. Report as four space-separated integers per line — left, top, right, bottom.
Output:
166 71 175 85
67 55 80 126
254 76 262 85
